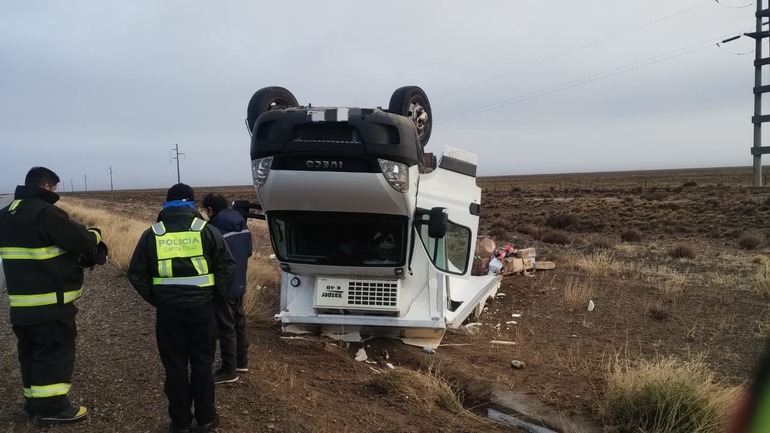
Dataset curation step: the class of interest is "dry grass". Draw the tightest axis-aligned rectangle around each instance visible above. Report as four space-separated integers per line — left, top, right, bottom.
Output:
59 198 149 272
755 260 770 298
59 199 282 319
659 272 687 300
603 356 739 433
571 251 614 278
372 365 478 418
564 277 593 310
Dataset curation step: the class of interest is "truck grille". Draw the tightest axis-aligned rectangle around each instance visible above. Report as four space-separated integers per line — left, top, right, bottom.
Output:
348 280 398 307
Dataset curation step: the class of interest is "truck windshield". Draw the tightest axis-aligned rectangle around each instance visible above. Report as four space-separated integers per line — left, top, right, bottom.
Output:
268 211 408 267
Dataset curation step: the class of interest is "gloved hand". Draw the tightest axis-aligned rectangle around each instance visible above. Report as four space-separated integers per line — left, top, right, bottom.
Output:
77 241 109 268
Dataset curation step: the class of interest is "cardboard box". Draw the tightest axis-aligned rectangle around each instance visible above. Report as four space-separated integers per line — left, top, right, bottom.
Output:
472 256 490 275
504 257 536 274
516 248 536 259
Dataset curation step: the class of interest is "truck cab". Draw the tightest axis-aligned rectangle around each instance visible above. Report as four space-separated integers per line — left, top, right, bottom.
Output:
245 86 501 348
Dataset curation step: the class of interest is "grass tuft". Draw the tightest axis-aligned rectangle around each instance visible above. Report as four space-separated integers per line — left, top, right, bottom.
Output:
669 242 696 259
372 366 470 415
572 251 614 278
737 231 764 250
755 260 770 298
603 356 738 433
620 229 643 243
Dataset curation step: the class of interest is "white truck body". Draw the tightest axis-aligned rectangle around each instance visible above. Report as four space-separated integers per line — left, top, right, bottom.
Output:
247 101 500 348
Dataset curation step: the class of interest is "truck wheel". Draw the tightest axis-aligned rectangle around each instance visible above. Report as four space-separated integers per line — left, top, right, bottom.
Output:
246 86 299 135
388 86 432 147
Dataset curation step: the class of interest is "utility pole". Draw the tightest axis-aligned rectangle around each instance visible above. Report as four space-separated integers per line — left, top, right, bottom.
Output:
70 179 74 192
108 165 115 191
170 143 185 183
84 174 88 192
745 0 770 186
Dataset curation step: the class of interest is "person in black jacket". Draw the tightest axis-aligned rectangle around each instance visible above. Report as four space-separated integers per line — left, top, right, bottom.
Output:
202 193 253 384
127 184 234 433
0 166 104 426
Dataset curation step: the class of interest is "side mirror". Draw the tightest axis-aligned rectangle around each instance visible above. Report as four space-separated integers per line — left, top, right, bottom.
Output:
427 207 448 239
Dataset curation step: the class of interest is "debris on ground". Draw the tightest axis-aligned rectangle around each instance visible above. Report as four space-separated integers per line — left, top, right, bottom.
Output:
471 236 555 276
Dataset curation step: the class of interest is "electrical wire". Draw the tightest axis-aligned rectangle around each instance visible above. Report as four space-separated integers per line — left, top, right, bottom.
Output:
436 27 752 124
433 0 713 100
715 0 755 9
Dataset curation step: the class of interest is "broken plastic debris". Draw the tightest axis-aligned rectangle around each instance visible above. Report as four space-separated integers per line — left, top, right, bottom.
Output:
495 293 506 297
511 313 521 318
269 254 276 259
386 363 395 369
510 360 525 369
354 348 367 362
587 300 595 312
490 340 517 346
422 347 435 354
505 321 518 325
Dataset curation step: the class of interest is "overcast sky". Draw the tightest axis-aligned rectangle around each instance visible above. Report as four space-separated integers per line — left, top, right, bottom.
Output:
0 0 763 192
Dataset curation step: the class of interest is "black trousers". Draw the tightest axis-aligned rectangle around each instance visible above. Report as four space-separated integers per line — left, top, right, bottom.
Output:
156 303 217 427
12 318 77 416
215 295 249 372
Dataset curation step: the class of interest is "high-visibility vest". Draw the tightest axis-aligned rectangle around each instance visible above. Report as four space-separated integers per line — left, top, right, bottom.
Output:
0 199 95 308
150 217 214 287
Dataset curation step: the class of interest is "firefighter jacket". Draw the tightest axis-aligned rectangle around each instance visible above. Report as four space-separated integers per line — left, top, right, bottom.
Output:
127 205 235 308
0 185 101 325
207 208 252 299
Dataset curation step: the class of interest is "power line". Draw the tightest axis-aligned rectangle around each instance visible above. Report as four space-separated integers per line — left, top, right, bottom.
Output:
714 0 755 9
433 0 713 100
170 144 185 183
437 28 751 124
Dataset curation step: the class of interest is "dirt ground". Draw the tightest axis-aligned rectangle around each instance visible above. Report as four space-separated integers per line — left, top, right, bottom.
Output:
1 166 768 432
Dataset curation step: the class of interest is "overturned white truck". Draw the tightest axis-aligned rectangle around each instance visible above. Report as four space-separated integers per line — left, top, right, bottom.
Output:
241 86 501 348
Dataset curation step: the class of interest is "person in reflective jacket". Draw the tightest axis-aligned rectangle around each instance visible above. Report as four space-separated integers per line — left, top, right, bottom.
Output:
0 166 103 426
127 183 234 433
202 193 253 384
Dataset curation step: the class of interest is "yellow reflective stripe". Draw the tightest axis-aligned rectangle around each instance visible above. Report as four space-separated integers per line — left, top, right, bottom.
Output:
24 383 71 398
152 274 215 287
151 222 166 235
191 257 208 275
158 259 173 277
9 199 22 213
0 246 66 260
8 288 82 307
190 218 206 231
88 229 101 244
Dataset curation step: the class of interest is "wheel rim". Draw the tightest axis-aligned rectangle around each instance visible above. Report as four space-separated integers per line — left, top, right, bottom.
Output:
407 100 429 137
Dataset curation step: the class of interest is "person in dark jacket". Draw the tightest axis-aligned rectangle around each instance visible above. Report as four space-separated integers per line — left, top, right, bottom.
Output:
0 166 104 426
127 184 235 433
202 193 253 384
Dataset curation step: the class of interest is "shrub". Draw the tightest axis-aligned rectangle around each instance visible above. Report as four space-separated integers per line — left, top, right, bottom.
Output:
516 223 542 239
737 231 765 250
603 357 737 433
620 229 643 243
683 181 698 188
589 235 615 250
545 212 578 230
669 242 696 259
540 229 571 245
372 366 469 415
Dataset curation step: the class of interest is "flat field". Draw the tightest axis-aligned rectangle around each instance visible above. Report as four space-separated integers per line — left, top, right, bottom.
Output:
1 166 768 432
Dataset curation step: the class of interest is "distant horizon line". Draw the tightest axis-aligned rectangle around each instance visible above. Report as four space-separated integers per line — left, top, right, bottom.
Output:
0 164 765 195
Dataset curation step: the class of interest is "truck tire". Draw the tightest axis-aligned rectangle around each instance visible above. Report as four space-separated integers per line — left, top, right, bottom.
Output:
246 86 299 135
388 86 432 147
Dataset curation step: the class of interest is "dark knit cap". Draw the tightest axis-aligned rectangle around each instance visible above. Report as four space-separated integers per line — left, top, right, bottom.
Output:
166 183 195 202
